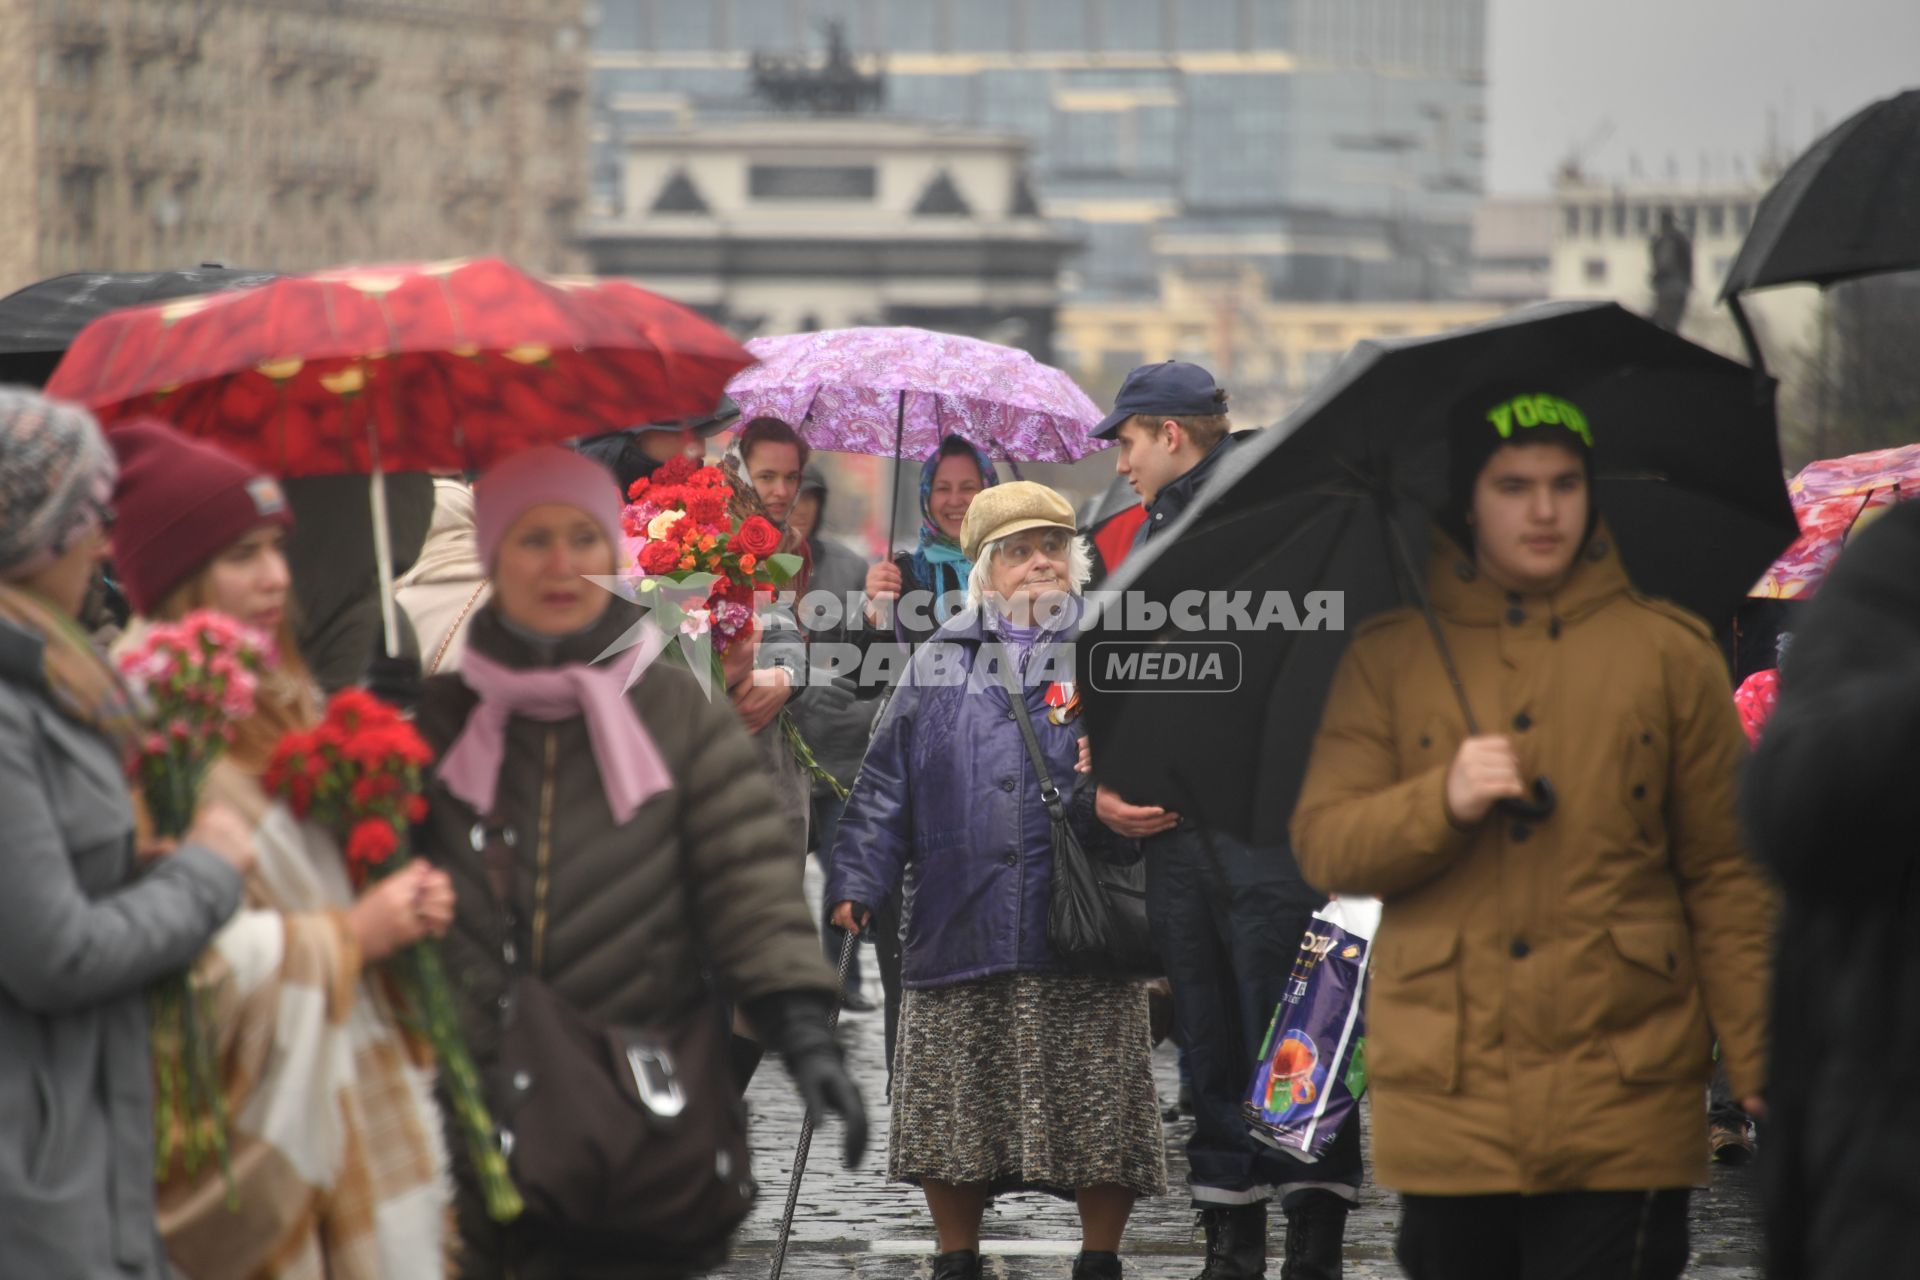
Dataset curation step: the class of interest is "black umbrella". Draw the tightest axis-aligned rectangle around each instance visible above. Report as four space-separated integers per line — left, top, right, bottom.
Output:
1722 88 1920 297
1076 301 1797 846
1719 88 1920 375
0 264 279 387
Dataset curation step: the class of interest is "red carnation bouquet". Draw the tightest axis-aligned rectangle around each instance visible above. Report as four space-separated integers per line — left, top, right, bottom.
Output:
265 689 523 1223
619 454 803 658
619 455 847 794
117 610 276 1193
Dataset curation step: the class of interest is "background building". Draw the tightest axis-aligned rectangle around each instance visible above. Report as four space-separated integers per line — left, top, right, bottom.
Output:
1058 270 1502 420
588 0 1489 306
1549 177 1761 317
0 0 592 295
580 114 1078 361
1542 172 1818 371
1467 196 1553 303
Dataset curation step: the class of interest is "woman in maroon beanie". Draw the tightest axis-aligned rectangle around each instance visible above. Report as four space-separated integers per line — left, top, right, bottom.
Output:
108 419 457 1280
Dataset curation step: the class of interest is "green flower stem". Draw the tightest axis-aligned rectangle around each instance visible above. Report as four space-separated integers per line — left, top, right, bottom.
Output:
146 755 235 1206
780 709 847 800
398 941 524 1223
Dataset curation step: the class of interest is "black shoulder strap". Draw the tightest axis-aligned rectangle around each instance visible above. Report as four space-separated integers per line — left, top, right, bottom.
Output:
990 644 1065 821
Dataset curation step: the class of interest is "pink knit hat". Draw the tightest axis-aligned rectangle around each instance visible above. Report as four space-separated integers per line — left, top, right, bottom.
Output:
472 447 624 570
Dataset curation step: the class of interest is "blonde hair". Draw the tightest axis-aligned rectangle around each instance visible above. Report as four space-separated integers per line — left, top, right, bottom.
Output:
153 565 319 770
1131 412 1232 451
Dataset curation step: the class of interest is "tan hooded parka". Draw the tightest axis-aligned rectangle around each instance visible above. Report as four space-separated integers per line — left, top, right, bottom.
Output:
1292 527 1774 1195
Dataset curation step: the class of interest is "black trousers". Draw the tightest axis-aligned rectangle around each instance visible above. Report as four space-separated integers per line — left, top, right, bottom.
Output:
1396 1190 1691 1280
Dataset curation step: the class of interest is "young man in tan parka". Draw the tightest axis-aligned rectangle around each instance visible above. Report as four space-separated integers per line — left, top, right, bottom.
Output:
1290 388 1774 1280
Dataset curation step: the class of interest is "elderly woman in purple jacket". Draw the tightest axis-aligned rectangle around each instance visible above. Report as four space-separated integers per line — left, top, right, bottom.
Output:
829 482 1165 1280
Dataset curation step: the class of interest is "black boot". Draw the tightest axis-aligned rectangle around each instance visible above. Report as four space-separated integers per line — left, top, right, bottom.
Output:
932 1249 983 1280
1278 1190 1347 1280
1074 1250 1122 1280
1194 1203 1266 1280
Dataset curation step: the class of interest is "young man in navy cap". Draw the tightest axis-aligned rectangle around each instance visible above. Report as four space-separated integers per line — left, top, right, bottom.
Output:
1092 362 1360 1279
1095 359 1241 552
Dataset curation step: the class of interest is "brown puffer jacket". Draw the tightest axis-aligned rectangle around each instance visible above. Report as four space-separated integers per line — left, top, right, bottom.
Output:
415 602 834 1270
1292 526 1775 1196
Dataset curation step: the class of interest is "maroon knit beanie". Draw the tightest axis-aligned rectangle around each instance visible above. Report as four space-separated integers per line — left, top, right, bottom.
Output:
107 419 295 614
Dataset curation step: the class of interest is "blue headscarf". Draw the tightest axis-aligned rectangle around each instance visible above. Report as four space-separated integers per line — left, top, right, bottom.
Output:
908 435 999 612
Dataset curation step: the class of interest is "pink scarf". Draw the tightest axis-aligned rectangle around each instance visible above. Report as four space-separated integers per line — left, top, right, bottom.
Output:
439 647 671 825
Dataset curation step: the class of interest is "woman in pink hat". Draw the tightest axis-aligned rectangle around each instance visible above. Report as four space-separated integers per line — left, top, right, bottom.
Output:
413 445 866 1277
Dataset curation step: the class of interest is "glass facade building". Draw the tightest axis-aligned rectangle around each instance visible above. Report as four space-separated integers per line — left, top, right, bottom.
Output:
590 0 1486 300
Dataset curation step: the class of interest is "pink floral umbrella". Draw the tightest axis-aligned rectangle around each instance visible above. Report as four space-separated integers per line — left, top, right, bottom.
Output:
724 326 1107 464
1751 442 1920 598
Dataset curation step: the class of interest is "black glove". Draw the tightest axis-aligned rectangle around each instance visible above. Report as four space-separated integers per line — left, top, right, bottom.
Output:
742 990 869 1167
364 639 422 712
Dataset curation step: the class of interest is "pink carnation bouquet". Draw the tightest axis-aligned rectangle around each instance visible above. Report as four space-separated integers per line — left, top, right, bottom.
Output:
116 609 276 1196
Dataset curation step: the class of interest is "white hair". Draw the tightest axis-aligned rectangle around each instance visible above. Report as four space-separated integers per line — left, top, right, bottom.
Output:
965 530 1093 608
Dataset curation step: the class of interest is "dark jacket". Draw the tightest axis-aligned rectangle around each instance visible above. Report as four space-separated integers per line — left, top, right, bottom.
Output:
284 472 433 691
792 533 877 794
0 618 243 1279
826 605 1102 988
1132 432 1245 552
572 429 665 497
1743 500 1920 1280
415 603 836 1275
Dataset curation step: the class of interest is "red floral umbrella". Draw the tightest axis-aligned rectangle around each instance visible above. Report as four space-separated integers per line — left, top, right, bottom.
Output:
44 257 753 476
45 258 755 652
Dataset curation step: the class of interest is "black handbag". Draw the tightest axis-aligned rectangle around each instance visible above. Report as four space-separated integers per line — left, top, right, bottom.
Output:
473 816 754 1267
994 656 1161 980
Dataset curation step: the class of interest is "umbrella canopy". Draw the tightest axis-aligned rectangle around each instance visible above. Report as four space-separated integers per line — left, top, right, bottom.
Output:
44 257 753 476
726 326 1107 464
1720 88 1920 298
1751 441 1920 598
0 265 280 387
1077 301 1797 846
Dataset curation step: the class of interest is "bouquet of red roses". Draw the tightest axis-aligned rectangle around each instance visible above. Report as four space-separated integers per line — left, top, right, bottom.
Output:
117 610 277 1192
619 454 803 657
619 455 852 797
265 689 523 1223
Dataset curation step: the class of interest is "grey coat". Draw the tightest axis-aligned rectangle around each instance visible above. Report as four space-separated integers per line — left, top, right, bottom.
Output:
0 620 244 1279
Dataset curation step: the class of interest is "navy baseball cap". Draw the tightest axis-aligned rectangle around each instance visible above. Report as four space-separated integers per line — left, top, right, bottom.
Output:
1091 360 1230 440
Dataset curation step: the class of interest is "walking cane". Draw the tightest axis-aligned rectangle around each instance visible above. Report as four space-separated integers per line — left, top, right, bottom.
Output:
768 929 860 1280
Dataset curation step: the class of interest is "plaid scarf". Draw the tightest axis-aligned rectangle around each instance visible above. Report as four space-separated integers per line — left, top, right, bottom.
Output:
0 581 143 763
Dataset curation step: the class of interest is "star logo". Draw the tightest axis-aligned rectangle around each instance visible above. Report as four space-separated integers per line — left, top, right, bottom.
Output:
582 571 724 697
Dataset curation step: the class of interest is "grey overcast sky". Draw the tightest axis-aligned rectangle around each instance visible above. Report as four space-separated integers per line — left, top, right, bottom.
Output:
1486 0 1920 194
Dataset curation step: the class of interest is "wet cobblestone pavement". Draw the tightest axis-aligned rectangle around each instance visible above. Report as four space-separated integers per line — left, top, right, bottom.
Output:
710 956 1763 1280
711 871 1763 1279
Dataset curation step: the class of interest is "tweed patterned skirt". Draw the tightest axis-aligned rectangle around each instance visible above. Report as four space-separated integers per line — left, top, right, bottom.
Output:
888 971 1168 1200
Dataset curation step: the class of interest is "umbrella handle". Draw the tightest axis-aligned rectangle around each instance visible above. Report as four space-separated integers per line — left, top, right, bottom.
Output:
1725 292 1772 387
1495 776 1558 821
371 465 401 659
884 388 906 556
1380 513 1560 823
